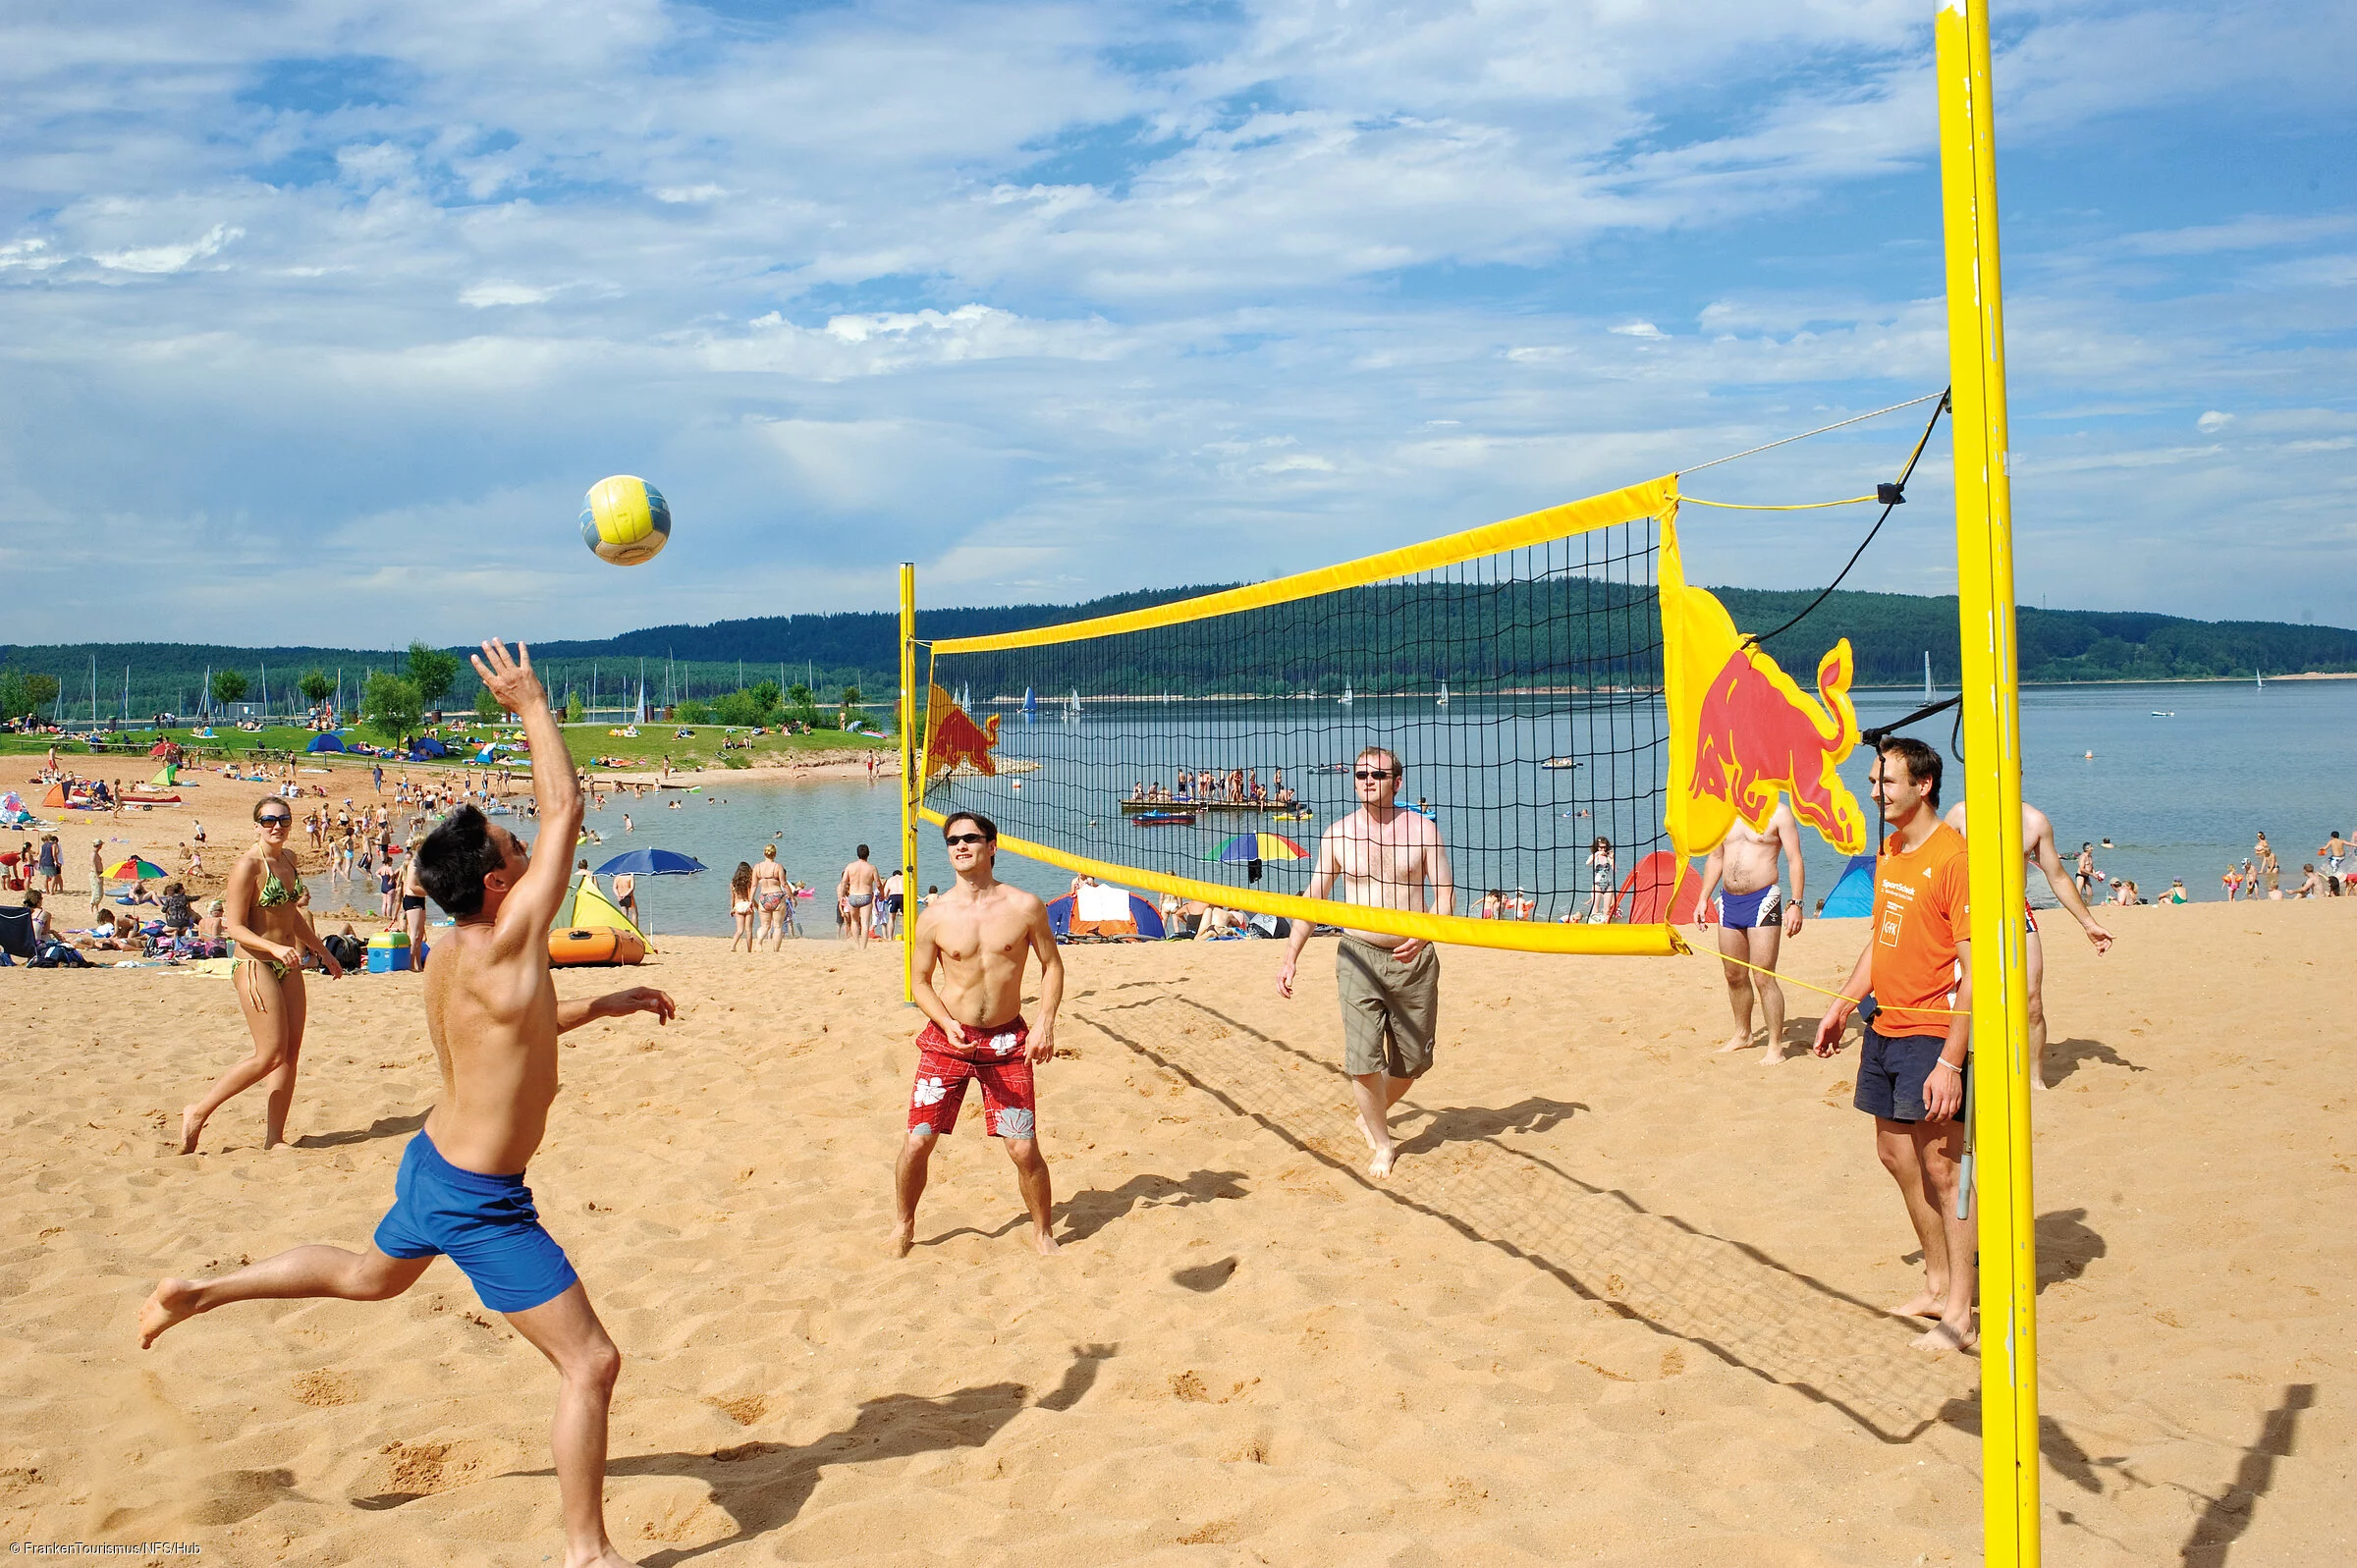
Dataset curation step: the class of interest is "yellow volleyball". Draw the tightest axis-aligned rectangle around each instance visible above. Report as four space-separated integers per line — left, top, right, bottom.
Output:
579 475 672 566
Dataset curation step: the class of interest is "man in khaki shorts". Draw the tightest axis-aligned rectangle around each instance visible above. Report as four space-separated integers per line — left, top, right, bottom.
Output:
1277 743 1453 1178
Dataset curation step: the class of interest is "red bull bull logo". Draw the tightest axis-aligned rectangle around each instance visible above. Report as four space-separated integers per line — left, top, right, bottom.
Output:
1660 510 1868 861
924 683 1002 780
1689 640 1866 852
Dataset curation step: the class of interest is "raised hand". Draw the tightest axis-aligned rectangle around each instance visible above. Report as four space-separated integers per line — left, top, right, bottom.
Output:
470 640 546 716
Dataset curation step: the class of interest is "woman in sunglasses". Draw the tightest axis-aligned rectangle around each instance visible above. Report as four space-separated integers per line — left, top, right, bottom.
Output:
181 796 343 1154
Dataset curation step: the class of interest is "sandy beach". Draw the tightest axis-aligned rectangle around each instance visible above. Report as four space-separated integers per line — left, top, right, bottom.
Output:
0 899 2346 1564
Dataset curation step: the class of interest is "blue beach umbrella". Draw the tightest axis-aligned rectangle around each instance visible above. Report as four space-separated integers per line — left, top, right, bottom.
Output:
593 847 709 877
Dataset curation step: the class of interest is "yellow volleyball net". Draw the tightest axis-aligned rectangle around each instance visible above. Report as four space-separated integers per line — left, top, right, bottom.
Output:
904 470 1891 960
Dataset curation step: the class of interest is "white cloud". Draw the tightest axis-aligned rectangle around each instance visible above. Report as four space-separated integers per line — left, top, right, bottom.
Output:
1611 321 1666 340
460 280 558 307
89 222 242 274
2196 410 2234 434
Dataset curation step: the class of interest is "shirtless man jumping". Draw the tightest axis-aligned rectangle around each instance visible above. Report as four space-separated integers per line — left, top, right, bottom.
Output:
895 811 1065 1257
1696 803 1806 1063
140 641 675 1568
1943 798 2112 1090
839 844 881 950
1277 743 1454 1179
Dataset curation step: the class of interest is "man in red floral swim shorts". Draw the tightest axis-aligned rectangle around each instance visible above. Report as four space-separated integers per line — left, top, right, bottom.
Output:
895 811 1066 1257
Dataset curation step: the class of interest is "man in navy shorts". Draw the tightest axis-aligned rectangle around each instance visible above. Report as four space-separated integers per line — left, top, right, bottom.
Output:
143 640 674 1568
1813 736 1977 1355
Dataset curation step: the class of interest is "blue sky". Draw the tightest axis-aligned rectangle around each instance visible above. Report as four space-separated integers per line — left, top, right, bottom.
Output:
2 0 2350 645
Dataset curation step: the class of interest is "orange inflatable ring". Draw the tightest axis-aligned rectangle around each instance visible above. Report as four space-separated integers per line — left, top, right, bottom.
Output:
548 927 645 966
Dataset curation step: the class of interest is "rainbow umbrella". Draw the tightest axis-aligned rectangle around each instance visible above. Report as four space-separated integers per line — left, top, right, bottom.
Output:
1203 832 1307 865
102 855 170 882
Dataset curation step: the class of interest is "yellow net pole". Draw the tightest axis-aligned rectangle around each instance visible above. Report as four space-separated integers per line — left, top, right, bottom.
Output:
899 562 918 1005
1936 2 2040 1560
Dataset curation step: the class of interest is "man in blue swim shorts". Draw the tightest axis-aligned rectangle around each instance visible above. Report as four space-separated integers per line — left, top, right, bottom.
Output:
1696 803 1806 1064
143 640 674 1568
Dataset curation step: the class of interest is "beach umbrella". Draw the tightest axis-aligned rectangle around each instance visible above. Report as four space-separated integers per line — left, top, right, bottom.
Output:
1202 832 1308 865
592 847 707 877
102 855 170 882
147 741 172 757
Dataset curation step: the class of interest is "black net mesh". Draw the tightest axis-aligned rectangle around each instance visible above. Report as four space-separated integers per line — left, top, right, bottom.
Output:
921 516 1674 925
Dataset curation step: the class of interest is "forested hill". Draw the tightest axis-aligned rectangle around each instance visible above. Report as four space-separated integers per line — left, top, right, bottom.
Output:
5 584 2352 718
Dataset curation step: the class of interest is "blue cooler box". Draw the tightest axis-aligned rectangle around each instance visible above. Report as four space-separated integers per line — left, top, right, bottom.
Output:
365 933 412 973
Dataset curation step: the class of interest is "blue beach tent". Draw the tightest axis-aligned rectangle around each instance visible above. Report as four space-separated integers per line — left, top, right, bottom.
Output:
306 732 346 754
1819 854 1878 918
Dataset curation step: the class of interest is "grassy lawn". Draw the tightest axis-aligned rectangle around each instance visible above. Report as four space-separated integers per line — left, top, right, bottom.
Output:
558 721 895 773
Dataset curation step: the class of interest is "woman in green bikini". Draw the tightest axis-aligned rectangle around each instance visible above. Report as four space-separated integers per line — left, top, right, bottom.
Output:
181 797 344 1154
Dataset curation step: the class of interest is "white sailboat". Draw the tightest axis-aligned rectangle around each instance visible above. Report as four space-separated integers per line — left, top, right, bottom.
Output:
2256 665 2265 690
1339 683 1353 707
1923 653 1933 700
1437 678 1450 708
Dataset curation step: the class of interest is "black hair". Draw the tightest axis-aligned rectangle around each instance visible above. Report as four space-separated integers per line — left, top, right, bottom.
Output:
1876 736 1944 808
942 811 998 843
416 804 507 918
855 843 870 860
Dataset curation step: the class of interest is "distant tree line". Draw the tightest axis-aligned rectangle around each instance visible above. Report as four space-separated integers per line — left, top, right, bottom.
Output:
5 582 2350 725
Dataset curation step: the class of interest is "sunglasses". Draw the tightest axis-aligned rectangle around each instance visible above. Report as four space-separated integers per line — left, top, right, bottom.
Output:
256 814 293 827
1352 769 1396 781
944 833 990 846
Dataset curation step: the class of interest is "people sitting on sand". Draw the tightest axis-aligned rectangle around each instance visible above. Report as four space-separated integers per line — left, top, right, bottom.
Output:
2292 864 2325 898
1195 906 1246 942
80 909 129 950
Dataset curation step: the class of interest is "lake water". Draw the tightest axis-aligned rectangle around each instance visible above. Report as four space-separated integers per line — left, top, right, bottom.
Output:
342 677 2355 939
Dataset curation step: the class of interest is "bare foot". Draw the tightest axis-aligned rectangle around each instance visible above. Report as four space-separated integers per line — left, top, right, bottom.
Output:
1716 1031 1754 1054
1367 1145 1396 1180
890 1222 914 1259
1758 1047 1792 1067
1889 1290 1945 1320
1353 1111 1380 1153
139 1278 204 1348
565 1544 642 1568
1031 1227 1063 1256
179 1107 204 1156
1913 1319 1978 1354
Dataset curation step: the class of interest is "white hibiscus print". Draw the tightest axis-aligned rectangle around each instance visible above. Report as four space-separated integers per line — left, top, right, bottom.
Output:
911 1076 947 1108
988 1032 1022 1055
994 1108 1035 1139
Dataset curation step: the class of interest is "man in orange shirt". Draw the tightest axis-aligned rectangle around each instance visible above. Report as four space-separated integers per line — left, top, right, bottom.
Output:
1812 736 1975 1354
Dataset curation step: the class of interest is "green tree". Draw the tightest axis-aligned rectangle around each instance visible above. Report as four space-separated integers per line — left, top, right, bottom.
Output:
675 697 712 724
406 642 461 711
749 678 782 715
0 670 59 722
714 688 763 727
298 669 335 707
362 672 424 739
565 691 585 723
784 681 820 729
474 685 505 723
210 670 249 707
